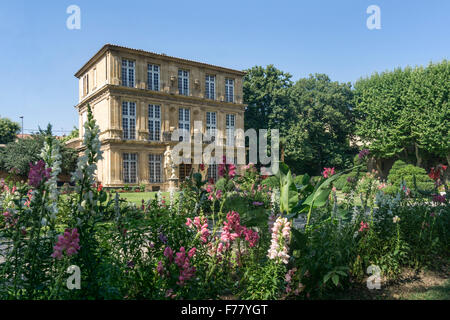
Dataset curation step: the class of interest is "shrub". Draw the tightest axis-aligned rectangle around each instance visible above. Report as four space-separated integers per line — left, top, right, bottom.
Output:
385 160 435 196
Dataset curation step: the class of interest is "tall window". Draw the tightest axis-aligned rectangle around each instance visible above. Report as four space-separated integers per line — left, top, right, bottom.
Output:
122 102 136 140
149 154 162 183
226 114 235 146
178 69 189 96
122 59 135 87
148 64 160 91
83 74 89 96
225 79 234 102
179 163 192 181
93 68 97 89
206 111 216 141
148 104 161 141
178 108 190 142
205 75 215 99
123 153 137 183
207 158 218 182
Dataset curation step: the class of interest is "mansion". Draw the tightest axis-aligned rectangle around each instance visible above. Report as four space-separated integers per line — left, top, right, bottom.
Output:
66 44 246 191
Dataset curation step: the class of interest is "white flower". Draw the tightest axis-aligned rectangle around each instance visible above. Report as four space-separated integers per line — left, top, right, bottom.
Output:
267 216 291 264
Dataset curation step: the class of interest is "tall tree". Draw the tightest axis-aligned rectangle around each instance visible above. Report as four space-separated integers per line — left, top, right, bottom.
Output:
409 60 450 166
285 74 356 174
243 65 293 132
0 117 20 144
354 60 450 166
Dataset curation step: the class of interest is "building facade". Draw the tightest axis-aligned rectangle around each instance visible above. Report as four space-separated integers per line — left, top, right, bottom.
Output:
67 44 246 191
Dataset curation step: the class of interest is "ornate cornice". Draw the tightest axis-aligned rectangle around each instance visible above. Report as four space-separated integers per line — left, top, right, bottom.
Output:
75 84 246 112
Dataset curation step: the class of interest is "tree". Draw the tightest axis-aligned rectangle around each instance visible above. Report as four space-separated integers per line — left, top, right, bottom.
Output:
243 65 293 132
0 117 20 144
354 67 413 161
60 126 79 143
409 60 450 166
0 124 78 178
354 60 450 167
284 74 356 174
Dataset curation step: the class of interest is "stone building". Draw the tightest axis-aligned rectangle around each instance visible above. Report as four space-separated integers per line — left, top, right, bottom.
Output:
66 44 246 191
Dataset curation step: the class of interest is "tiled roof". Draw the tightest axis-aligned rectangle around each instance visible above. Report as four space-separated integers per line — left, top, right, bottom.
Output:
75 44 246 78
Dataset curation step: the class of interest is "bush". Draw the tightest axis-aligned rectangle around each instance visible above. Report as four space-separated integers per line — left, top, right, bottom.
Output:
385 160 435 196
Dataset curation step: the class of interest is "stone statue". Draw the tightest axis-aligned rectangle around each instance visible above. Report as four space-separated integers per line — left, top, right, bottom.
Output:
164 146 177 179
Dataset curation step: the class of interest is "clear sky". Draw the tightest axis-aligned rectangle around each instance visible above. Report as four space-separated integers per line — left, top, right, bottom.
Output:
0 0 448 134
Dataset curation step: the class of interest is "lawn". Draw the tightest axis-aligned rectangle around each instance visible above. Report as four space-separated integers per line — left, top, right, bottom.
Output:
116 191 174 206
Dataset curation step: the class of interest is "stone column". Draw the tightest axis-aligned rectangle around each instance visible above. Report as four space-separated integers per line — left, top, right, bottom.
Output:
138 100 148 140
139 151 149 184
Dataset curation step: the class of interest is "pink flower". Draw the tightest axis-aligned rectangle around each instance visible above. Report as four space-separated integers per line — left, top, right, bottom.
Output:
51 228 80 259
218 156 237 179
157 261 164 275
358 221 369 232
188 247 197 258
322 167 335 179
164 246 174 262
28 160 52 187
186 216 210 243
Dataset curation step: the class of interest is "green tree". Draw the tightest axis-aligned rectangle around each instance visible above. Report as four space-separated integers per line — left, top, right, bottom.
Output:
243 65 293 132
60 126 79 143
354 60 449 166
408 60 450 166
354 67 413 161
284 74 356 174
0 117 21 144
0 124 78 178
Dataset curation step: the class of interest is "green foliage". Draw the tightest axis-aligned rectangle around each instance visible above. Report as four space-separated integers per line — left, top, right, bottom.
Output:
0 117 20 144
354 60 450 165
284 74 356 175
243 65 293 133
385 160 435 195
0 126 77 178
60 127 79 143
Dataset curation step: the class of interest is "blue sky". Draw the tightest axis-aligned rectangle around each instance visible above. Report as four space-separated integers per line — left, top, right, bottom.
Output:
0 0 448 134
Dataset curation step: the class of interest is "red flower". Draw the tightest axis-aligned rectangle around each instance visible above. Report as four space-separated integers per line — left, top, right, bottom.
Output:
97 183 103 192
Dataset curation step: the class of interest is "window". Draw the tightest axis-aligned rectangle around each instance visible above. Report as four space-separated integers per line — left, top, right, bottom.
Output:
207 158 218 182
83 74 89 96
123 153 137 183
206 111 216 141
148 104 161 141
122 59 135 87
225 79 234 102
226 114 235 146
179 163 192 181
122 102 136 140
93 68 97 89
178 69 189 96
148 64 160 91
178 108 190 142
149 154 162 183
205 75 215 99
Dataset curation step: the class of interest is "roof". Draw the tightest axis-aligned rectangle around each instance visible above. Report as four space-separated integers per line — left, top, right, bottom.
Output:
75 44 246 78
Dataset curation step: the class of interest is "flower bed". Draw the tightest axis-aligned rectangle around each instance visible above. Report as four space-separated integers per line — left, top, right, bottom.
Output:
0 106 448 300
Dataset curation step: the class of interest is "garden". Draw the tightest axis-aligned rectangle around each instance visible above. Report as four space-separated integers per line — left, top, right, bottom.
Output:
0 108 448 300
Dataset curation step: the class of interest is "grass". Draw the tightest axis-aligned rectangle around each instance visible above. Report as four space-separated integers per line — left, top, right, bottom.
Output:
116 191 176 206
404 279 450 300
